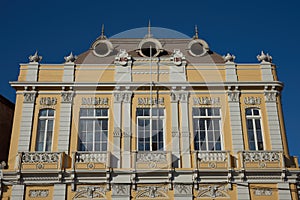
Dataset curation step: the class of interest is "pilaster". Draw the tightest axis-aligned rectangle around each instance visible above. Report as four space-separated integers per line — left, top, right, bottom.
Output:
111 184 131 200
63 62 75 82
224 54 237 82
11 185 25 200
26 62 39 81
278 182 292 200
57 90 74 153
174 184 193 200
170 90 180 168
264 87 283 151
122 91 132 168
18 90 36 152
112 89 123 168
53 184 66 199
179 89 191 168
227 87 244 154
237 183 250 200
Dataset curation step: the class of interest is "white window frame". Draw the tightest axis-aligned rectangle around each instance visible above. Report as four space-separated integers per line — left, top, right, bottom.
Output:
78 108 109 152
136 108 166 151
192 107 223 151
35 109 55 152
246 108 265 151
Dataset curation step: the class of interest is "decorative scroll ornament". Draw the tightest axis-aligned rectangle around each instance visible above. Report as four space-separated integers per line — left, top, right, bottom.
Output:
254 188 273 196
227 90 240 102
29 190 49 198
174 184 192 195
193 97 220 105
136 185 168 199
197 185 229 198
257 51 272 63
29 51 42 62
74 186 106 199
61 91 74 103
64 52 77 63
244 97 261 105
170 49 185 66
40 97 57 106
23 92 36 103
112 184 130 196
223 53 235 63
115 49 131 66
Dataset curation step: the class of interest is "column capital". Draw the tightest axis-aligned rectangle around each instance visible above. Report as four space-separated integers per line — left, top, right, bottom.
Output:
23 91 36 103
227 87 240 102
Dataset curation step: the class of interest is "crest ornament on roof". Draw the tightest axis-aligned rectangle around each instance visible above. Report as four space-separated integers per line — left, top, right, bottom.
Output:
170 49 185 66
257 51 272 63
64 52 77 63
29 51 42 62
223 53 236 63
115 49 131 66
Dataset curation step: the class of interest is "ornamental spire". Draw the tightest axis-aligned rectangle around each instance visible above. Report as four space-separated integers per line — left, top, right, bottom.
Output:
194 25 199 39
99 24 107 40
146 20 153 38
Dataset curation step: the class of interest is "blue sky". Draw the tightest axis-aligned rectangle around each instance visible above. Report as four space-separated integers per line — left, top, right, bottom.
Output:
0 1 299 158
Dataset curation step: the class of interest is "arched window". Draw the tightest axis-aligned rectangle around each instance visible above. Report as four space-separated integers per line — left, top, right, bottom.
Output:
246 108 264 150
78 108 108 151
35 109 55 151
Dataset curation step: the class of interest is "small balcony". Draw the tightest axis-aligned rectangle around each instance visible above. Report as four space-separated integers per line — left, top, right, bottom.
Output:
72 152 110 171
239 151 284 169
194 151 231 170
132 151 172 170
16 152 65 171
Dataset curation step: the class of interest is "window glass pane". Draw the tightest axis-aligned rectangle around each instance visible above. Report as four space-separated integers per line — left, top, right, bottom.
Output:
212 108 220 116
207 108 212 116
255 119 261 130
246 119 253 130
208 131 213 141
200 141 206 150
144 109 150 116
245 109 252 116
80 108 88 116
207 120 213 130
200 108 206 116
40 109 47 116
208 142 214 150
213 120 220 130
159 108 164 116
102 120 108 130
193 108 199 116
215 142 221 150
152 108 158 116
247 130 254 141
47 120 53 131
48 109 54 116
199 120 205 130
200 131 206 141
102 143 107 151
249 142 256 150
137 108 143 116
253 109 259 116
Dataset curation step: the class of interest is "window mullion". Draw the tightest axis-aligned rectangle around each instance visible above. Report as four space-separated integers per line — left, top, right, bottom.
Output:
44 119 48 151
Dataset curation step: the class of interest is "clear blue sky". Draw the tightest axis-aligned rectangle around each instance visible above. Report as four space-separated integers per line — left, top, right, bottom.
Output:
0 1 299 158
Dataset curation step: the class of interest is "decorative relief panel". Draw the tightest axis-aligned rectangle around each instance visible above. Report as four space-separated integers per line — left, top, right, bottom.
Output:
264 90 278 102
227 90 240 102
112 184 130 196
174 184 192 195
114 49 131 66
74 186 106 199
241 151 283 169
135 152 170 169
254 188 273 196
29 190 49 198
138 97 164 106
39 97 57 106
136 185 168 199
197 184 230 198
22 152 60 163
244 97 261 105
61 92 74 103
170 49 186 66
193 97 220 105
23 92 36 103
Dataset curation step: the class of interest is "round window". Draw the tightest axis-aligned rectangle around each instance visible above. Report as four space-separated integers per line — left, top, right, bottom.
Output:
92 40 113 57
188 39 209 57
138 38 162 57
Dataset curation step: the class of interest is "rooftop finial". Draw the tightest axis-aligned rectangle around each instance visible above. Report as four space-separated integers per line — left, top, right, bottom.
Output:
194 25 199 39
146 20 153 38
99 24 106 40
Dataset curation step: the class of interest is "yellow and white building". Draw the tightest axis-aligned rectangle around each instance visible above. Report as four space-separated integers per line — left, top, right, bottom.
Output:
1 27 299 199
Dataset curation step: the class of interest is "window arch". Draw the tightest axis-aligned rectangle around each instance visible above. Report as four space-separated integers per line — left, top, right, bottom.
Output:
246 108 264 150
35 109 55 151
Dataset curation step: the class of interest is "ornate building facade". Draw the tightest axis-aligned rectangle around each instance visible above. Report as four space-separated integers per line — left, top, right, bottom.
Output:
1 26 299 199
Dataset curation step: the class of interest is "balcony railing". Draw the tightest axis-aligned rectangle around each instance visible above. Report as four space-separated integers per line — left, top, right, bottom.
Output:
16 152 64 171
195 151 231 170
239 151 284 169
73 152 110 170
133 151 171 170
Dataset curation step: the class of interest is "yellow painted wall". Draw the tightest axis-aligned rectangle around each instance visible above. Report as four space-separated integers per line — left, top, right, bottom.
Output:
25 185 54 200
38 65 64 82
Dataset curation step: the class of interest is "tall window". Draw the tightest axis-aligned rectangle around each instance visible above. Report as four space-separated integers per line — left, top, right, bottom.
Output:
36 109 55 151
193 107 222 151
246 108 264 150
78 108 108 151
137 108 165 151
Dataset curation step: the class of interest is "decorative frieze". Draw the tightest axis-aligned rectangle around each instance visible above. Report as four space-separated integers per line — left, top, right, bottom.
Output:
254 188 273 196
29 190 49 198
193 97 220 105
244 97 261 105
82 97 109 106
74 186 106 199
39 97 57 106
138 97 164 106
197 184 229 198
136 185 168 199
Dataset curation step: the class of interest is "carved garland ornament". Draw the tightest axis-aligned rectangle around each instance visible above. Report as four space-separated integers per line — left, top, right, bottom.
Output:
73 186 106 199
24 92 36 103
112 184 130 196
197 184 229 198
136 185 168 199
174 184 192 195
29 190 49 198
